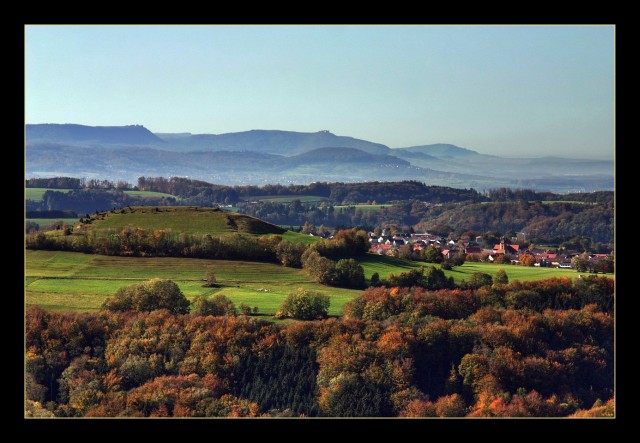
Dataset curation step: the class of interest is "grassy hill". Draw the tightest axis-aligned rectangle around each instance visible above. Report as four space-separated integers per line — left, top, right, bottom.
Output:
82 206 286 236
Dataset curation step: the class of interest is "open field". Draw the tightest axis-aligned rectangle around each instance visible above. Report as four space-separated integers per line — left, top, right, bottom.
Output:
241 195 329 203
334 204 392 212
25 250 359 315
27 218 79 227
358 253 605 284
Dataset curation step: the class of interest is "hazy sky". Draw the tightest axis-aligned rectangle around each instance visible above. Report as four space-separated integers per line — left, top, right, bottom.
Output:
25 25 614 159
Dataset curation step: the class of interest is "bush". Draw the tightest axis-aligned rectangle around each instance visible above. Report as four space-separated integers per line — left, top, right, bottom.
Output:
275 288 330 320
102 278 190 314
495 269 509 285
239 303 252 315
192 294 236 316
334 259 366 289
370 272 380 286
465 272 493 289
202 271 219 288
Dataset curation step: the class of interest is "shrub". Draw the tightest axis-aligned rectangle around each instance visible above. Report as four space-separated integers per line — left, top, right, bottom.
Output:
192 294 237 316
102 279 190 314
275 288 330 320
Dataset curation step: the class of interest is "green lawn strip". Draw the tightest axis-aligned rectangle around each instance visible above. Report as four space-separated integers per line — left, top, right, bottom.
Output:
359 253 424 279
280 231 321 245
26 218 79 227
358 253 606 284
25 250 96 277
442 262 585 284
25 188 72 202
241 195 328 203
334 204 392 212
123 190 177 199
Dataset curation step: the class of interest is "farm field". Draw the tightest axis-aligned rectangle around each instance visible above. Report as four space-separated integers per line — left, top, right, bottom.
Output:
25 250 359 315
25 187 175 202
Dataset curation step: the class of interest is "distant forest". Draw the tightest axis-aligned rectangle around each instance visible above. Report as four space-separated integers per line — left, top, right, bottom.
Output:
26 177 614 249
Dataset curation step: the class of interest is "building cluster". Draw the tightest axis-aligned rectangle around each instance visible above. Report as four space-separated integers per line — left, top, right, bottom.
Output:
367 229 608 268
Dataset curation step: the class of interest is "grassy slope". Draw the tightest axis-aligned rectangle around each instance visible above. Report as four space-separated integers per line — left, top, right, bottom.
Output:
84 206 288 237
25 250 358 315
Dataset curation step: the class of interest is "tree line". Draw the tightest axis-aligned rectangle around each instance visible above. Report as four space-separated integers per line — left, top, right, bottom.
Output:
137 177 487 204
418 200 614 246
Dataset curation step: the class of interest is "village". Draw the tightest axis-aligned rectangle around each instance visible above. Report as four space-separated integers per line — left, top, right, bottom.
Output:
362 228 611 270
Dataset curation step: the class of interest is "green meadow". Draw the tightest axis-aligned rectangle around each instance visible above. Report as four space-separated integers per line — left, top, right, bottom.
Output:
25 250 358 315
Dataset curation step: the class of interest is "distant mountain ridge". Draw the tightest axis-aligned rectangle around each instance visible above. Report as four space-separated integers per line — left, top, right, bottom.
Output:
162 129 392 156
25 123 614 193
26 124 164 145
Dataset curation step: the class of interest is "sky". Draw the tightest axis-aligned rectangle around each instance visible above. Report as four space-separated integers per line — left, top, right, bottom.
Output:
25 25 614 159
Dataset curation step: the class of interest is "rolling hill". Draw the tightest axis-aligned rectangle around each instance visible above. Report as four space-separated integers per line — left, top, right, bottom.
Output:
82 206 286 236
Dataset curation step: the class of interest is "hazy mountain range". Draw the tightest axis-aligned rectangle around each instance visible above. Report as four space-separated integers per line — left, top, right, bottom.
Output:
26 124 614 192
